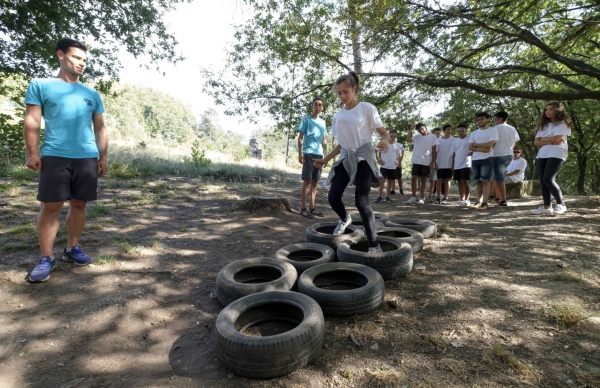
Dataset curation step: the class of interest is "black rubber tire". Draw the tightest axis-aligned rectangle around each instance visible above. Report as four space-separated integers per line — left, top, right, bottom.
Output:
350 212 389 224
305 222 364 249
275 243 336 274
337 236 413 280
385 218 437 239
376 227 424 254
215 291 325 378
216 258 297 306
297 262 385 317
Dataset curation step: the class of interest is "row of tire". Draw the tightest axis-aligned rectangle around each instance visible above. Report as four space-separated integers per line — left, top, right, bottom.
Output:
213 215 437 379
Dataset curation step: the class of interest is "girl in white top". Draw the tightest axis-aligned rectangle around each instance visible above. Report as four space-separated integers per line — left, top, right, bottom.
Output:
531 101 572 215
313 72 389 253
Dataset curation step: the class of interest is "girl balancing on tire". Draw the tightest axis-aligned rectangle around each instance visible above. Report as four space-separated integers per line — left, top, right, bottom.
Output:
531 101 573 216
313 71 389 253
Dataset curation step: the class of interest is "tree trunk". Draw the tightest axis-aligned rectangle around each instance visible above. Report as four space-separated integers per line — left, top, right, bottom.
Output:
577 154 587 195
351 17 362 73
233 195 292 213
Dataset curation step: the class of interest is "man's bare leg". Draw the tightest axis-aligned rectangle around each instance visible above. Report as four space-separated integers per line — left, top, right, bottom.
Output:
309 180 318 209
301 180 310 209
420 177 428 199
37 202 64 257
66 199 87 248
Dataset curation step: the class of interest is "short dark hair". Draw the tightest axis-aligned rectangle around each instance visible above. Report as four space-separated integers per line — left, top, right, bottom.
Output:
457 123 468 129
494 111 509 121
475 112 490 119
312 96 323 105
56 38 88 54
415 122 426 131
389 129 397 134
513 146 522 152
442 124 452 131
433 127 442 133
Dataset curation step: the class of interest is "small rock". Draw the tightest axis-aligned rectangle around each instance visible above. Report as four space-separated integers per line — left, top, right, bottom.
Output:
557 262 568 268
441 233 449 238
19 352 24 357
57 362 65 367
20 339 27 343
451 341 463 348
566 380 574 385
370 342 379 350
18 304 23 308
387 299 399 309
228 373 234 379
414 263 426 270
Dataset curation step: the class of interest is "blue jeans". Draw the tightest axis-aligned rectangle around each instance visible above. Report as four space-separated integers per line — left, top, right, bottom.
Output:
472 158 493 182
492 155 513 183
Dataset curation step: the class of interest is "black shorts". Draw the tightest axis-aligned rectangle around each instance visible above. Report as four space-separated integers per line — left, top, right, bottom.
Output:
38 156 99 202
437 168 452 179
301 153 323 181
380 167 397 179
411 164 430 177
396 167 402 180
453 167 471 181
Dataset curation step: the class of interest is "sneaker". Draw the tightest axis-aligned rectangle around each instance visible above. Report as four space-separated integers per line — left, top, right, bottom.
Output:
406 197 418 204
499 201 508 207
554 204 567 215
417 198 425 205
333 217 352 235
471 202 482 209
368 244 383 253
493 197 501 204
62 246 92 265
459 200 469 207
488 196 496 203
477 203 489 210
29 256 55 282
300 208 314 218
434 197 441 204
441 198 448 205
375 197 383 203
309 208 324 217
399 189 404 195
390 190 395 195
384 197 392 203
531 206 553 215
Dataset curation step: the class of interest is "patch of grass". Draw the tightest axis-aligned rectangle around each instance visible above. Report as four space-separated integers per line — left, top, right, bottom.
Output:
0 183 13 193
0 222 5 229
95 255 118 266
120 242 144 256
87 224 104 231
546 303 588 327
87 204 112 219
242 230 253 239
7 224 36 235
437 222 453 235
364 366 407 387
553 272 585 283
9 202 27 208
146 239 162 249
2 242 30 252
111 234 132 244
484 343 536 378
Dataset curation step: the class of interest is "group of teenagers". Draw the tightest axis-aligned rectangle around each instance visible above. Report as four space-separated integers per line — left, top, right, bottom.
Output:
297 71 572 253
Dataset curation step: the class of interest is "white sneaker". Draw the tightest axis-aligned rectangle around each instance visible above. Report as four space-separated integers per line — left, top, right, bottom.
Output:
406 197 418 204
459 200 469 207
417 198 425 205
531 206 553 215
441 198 448 205
333 217 352 235
554 204 567 215
368 244 383 253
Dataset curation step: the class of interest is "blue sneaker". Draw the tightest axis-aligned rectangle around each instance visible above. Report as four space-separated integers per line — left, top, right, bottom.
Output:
29 256 55 282
62 246 92 265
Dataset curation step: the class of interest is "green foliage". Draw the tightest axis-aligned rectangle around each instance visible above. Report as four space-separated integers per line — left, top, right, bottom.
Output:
186 140 211 167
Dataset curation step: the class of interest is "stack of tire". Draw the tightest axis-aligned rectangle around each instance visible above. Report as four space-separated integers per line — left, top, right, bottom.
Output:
213 214 436 379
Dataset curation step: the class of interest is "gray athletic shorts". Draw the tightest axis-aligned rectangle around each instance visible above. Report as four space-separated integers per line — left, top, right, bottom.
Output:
301 153 323 181
38 156 99 202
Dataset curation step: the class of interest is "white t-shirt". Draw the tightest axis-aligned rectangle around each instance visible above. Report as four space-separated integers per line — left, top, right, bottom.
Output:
452 136 472 169
536 121 571 160
332 102 384 150
469 127 498 160
492 123 520 157
506 157 527 182
411 133 438 166
436 137 456 169
380 142 403 169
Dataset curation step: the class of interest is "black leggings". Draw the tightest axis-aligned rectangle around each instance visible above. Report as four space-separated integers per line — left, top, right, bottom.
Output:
328 162 378 247
537 157 564 207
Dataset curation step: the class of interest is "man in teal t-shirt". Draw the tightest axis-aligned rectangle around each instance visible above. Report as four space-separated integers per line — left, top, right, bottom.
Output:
297 97 327 218
23 38 109 283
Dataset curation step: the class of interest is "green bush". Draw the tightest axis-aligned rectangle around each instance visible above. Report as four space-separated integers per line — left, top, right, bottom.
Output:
185 140 211 167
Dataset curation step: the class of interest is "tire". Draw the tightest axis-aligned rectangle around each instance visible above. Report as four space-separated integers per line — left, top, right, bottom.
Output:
215 291 325 378
350 212 389 224
385 218 437 239
297 262 384 317
216 258 297 306
275 243 336 274
337 236 413 280
305 222 364 249
376 227 424 254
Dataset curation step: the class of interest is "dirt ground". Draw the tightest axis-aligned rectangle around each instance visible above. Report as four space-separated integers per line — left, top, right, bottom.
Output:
1 172 599 388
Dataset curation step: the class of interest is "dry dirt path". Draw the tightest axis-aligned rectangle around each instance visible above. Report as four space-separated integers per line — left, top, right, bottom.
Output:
0 175 599 388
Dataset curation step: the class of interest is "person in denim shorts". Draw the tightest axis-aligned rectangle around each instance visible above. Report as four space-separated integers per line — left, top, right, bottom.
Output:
490 111 520 206
468 112 498 210
23 38 108 282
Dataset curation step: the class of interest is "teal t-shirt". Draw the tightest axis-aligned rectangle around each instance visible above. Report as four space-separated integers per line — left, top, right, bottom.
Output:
24 78 105 159
297 115 326 156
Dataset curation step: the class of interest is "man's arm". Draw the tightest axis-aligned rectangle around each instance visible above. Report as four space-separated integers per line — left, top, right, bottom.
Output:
23 104 42 171
298 132 304 164
93 113 108 177
505 169 521 177
406 122 416 144
321 135 327 158
430 145 437 170
397 150 404 166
